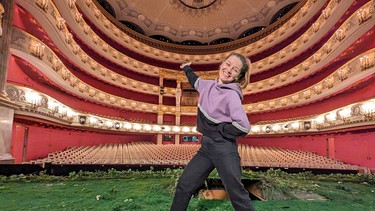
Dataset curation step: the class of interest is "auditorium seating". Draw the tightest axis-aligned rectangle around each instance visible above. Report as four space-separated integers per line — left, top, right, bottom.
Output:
28 142 360 171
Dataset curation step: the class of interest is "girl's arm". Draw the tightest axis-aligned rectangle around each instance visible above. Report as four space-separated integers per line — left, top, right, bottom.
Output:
180 62 199 88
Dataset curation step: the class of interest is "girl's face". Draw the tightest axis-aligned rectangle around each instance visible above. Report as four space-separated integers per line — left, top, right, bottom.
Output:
218 55 243 84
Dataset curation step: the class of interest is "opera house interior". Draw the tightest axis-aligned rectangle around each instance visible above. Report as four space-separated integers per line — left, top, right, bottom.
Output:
0 0 374 175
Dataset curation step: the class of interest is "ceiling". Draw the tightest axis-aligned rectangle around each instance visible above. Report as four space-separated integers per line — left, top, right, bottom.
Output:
101 0 300 44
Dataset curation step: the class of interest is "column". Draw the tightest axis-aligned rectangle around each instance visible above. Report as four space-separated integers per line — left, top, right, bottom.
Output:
0 0 18 163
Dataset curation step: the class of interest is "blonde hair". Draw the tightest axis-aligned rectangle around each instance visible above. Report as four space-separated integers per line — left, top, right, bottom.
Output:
228 53 251 90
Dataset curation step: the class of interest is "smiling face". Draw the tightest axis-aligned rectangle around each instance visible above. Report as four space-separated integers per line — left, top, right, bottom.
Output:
218 55 243 84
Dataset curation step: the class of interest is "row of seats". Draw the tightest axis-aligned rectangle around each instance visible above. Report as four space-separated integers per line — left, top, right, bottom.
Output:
28 142 360 170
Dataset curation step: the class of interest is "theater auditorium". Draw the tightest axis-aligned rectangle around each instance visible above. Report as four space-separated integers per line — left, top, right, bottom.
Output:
0 0 374 195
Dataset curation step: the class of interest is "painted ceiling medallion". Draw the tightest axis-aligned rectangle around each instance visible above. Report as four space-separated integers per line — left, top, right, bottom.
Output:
171 0 224 16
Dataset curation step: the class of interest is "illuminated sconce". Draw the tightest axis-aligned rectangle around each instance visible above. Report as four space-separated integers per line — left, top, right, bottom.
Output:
322 43 332 53
109 96 116 104
89 117 98 125
48 101 59 114
314 84 323 94
153 125 161 131
113 28 120 36
279 26 286 35
313 53 321 63
131 102 137 108
289 17 297 27
51 58 62 71
251 126 260 134
338 108 351 122
335 29 345 41
361 101 375 119
102 43 109 52
337 67 349 81
112 51 118 59
144 124 152 131
25 91 42 109
325 112 336 123
280 98 288 106
272 125 281 133
163 126 171 132
256 40 264 49
359 55 374 71
312 22 320 33
92 35 99 44
65 32 73 44
303 90 311 99
290 122 300 130
103 19 110 28
257 82 264 89
78 83 87 93
301 61 310 70
291 43 298 52
316 115 325 124
182 127 190 133
172 126 180 132
280 73 287 82
268 101 275 108
61 68 70 80
257 103 264 111
268 56 275 64
69 77 78 87
123 123 132 130
56 18 65 30
291 68 299 77
66 109 76 120
72 44 80 54
99 67 107 76
32 43 45 59
75 12 82 23
58 106 68 117
321 8 331 19
94 8 100 18
88 88 96 97
98 93 106 101
291 94 299 103
357 8 372 24
104 121 113 128
302 34 309 43
85 0 92 6
120 99 127 106
325 76 335 89
80 53 88 63
279 50 286 58
268 78 276 86
110 72 117 81
83 25 91 34
68 0 76 8
90 61 98 70
36 0 49 11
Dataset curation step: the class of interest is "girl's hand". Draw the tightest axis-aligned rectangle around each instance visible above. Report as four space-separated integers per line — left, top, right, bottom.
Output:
180 62 192 69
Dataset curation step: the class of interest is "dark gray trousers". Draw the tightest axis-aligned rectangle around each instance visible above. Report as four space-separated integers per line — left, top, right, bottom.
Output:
170 136 255 211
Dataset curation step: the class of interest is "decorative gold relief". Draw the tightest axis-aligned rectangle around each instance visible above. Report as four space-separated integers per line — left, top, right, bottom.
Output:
0 3 5 37
36 0 49 11
314 84 323 94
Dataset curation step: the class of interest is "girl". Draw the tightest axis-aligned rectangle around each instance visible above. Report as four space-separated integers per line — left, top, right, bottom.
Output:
171 53 255 211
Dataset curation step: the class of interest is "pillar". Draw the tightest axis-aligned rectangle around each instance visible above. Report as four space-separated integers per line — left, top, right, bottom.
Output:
0 0 19 163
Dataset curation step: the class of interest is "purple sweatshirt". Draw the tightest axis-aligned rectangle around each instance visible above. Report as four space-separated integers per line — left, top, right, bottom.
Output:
183 66 250 140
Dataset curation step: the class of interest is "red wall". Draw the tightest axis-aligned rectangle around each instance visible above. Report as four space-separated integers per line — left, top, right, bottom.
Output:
11 123 154 162
11 121 375 168
240 130 375 168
